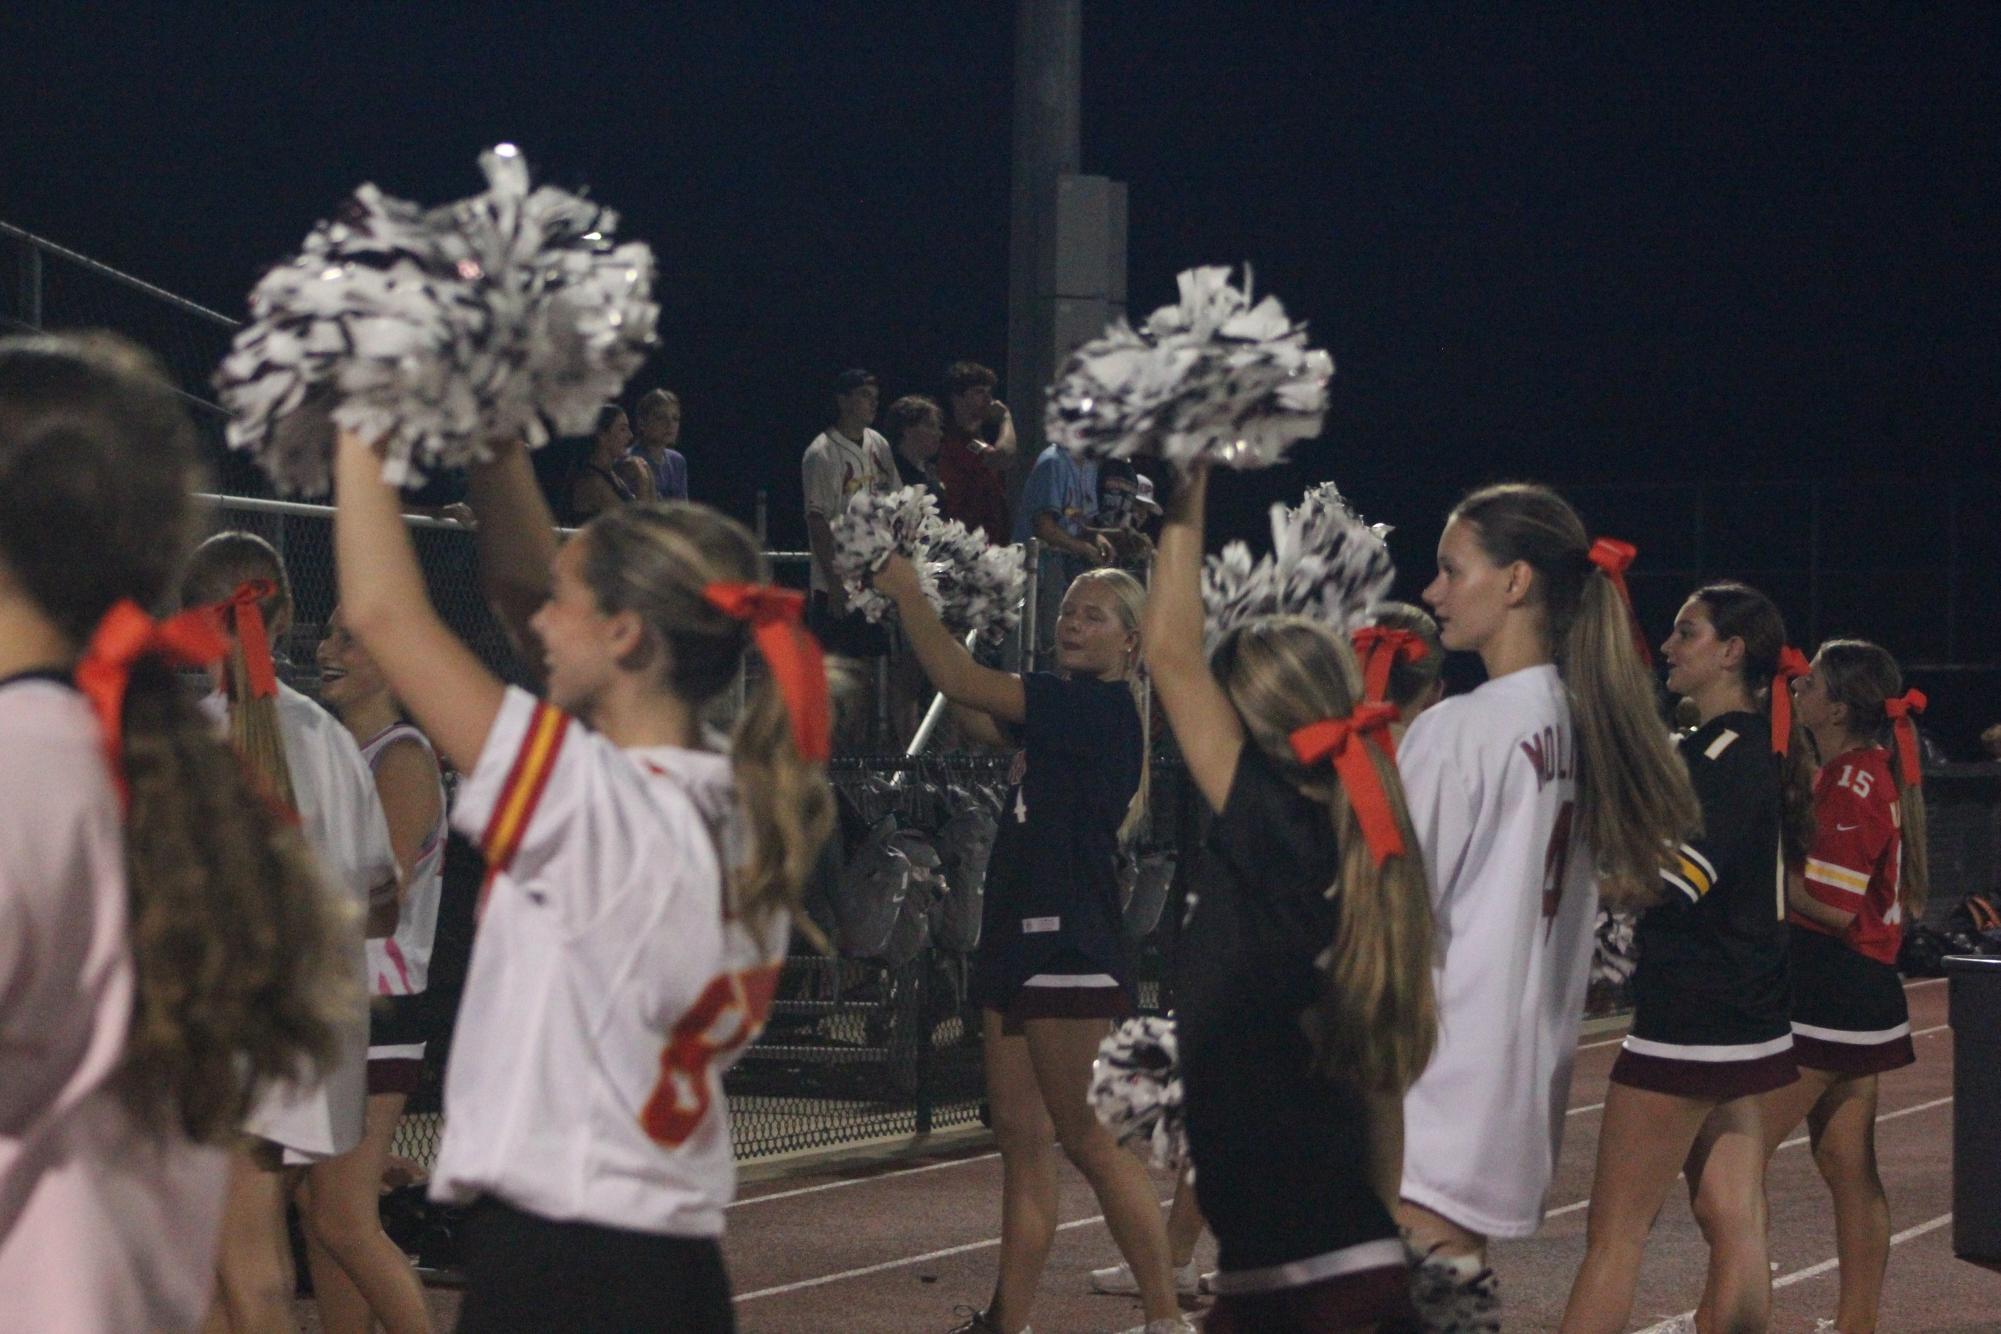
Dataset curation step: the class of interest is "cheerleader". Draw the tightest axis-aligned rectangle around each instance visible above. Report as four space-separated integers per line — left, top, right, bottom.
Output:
1760 639 1927 1334
329 427 834 1332
870 555 1185 1334
1560 582 1813 1333
305 603 445 1334
1396 485 1700 1315
0 333 352 1332
179 535 403 1333
1143 464 1435 1332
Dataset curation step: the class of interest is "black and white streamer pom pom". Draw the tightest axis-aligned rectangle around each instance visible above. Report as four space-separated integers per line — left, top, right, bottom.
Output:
1090 1016 1186 1169
1202 479 1394 644
830 486 942 625
215 144 657 495
928 520 1026 646
1045 263 1333 470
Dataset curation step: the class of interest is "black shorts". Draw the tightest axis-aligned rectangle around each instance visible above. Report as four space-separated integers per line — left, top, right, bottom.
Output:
367 993 428 1093
457 1197 734 1333
1204 1242 1415 1334
1789 925 1917 1076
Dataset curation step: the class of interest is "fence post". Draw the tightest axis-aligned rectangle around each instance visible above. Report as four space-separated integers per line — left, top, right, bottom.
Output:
19 244 42 329
755 489 769 547
1021 538 1041 672
913 956 934 1135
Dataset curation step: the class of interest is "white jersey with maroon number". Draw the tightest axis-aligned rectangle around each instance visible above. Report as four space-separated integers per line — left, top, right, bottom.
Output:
433 687 787 1238
1396 664 1600 1240
359 722 446 998
211 684 395 1160
0 678 231 1333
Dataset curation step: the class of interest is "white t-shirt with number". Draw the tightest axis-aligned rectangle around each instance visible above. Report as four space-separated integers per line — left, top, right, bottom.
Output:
1396 664 1599 1240
431 687 787 1237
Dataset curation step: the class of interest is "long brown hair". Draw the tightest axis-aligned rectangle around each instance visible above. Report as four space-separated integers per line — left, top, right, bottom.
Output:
578 502 835 940
1814 639 1928 921
1452 483 1701 905
1689 582 1817 866
0 332 352 1141
1210 616 1437 1094
178 531 299 809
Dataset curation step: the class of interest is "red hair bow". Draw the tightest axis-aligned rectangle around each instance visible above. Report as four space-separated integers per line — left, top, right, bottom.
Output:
1769 646 1810 757
1351 626 1426 706
215 579 279 699
1586 537 1652 667
76 600 228 806
704 583 831 763
1288 702 1406 865
1883 688 1927 786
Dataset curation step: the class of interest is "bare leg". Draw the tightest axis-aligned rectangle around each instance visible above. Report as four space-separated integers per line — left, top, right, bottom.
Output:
1683 1094 1773 1334
1395 1200 1486 1264
1559 1082 1714 1334
1757 1065 1836 1159
211 1147 294 1334
300 1090 434 1334
982 1008 1058 1334
1024 1015 1180 1324
1165 1168 1205 1269
1807 1075 1888 1333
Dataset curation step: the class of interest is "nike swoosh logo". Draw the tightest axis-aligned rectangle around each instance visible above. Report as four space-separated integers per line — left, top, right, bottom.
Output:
1836 823 1860 832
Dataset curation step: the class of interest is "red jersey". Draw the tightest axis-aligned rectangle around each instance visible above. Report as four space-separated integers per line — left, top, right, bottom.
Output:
1791 745 1904 965
936 427 1009 543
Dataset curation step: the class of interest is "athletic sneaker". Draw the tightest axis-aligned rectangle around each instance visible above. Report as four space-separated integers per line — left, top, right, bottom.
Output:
945 1307 1027 1334
1088 1259 1202 1297
1113 1320 1198 1334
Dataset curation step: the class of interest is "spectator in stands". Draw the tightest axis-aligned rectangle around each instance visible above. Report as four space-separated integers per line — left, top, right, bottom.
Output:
937 360 1016 543
624 387 689 502
884 394 946 500
803 369 896 659
1984 722 2001 760
1015 440 1114 658
568 404 637 522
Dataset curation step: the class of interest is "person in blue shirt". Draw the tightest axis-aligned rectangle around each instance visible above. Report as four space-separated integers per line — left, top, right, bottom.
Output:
1014 443 1113 658
625 388 689 502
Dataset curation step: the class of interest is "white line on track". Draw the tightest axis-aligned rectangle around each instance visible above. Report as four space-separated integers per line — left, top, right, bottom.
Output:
733 1197 1171 1302
730 1151 1001 1210
1631 1213 1953 1332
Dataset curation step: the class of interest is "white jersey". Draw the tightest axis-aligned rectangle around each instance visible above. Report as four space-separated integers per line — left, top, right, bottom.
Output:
359 722 446 998
1398 664 1599 1239
0 677 230 1333
207 684 394 1159
432 687 788 1237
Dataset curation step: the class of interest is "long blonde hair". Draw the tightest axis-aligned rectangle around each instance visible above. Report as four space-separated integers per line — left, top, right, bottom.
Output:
1815 639 1928 922
1452 484 1701 906
579 502 835 940
1066 566 1151 844
178 531 299 811
0 333 352 1141
1210 616 1437 1094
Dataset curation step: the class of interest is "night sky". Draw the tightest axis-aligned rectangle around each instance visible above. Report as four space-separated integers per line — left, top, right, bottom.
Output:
4 3 1996 727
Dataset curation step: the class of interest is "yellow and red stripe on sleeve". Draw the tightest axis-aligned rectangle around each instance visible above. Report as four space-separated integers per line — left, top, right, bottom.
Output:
1803 855 1869 909
477 701 572 916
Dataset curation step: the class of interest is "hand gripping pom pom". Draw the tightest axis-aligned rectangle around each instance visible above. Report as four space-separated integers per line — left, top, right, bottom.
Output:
1090 1016 1186 1168
830 487 1027 645
1202 478 1394 646
1045 263 1333 471
215 145 658 495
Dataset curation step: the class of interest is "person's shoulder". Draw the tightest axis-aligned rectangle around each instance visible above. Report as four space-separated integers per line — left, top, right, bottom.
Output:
0 680 102 777
803 431 836 457
1681 712 1759 771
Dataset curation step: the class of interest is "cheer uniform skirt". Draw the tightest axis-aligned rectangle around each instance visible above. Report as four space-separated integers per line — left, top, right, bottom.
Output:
366 993 428 1095
1788 924 1916 1076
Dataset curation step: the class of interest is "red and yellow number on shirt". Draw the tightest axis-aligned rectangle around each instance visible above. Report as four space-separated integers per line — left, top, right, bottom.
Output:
640 964 783 1148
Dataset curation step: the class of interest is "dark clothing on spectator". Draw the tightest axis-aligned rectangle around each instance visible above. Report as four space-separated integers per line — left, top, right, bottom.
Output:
807 591 890 659
892 448 943 501
937 426 1009 544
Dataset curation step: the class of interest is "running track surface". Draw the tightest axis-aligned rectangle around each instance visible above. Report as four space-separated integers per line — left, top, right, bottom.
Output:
310 978 1996 1331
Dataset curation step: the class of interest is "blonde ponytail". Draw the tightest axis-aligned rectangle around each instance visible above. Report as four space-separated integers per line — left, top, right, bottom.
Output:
179 533 299 810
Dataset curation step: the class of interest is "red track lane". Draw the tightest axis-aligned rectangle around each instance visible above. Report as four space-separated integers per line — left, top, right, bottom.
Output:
297 979 1988 1332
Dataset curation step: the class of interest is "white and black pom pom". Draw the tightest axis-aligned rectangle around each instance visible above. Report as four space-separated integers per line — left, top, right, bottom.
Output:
1090 1016 1186 1169
215 145 657 495
830 487 1025 643
1046 264 1333 471
829 485 943 624
1202 479 1394 644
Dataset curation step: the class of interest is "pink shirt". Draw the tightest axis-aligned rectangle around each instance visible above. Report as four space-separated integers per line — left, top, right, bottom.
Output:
0 678 227 1332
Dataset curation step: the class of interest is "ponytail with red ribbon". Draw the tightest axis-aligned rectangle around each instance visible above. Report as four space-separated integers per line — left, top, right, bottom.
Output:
75 600 229 806
214 579 280 699
1883 688 1927 787
1769 646 1810 756
1288 702 1406 865
1586 537 1653 667
1351 626 1426 706
704 583 831 762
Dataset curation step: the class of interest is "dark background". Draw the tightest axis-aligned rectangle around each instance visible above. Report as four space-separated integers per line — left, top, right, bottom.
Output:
3 3 1996 739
